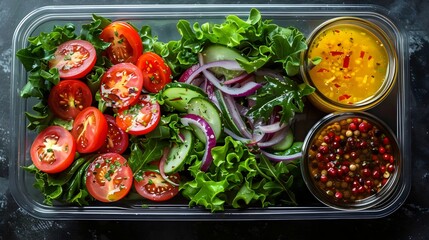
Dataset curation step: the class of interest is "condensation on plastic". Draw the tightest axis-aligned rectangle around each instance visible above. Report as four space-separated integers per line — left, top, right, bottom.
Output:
9 4 410 220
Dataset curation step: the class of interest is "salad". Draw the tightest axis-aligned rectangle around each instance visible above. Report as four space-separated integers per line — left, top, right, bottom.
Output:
17 8 316 212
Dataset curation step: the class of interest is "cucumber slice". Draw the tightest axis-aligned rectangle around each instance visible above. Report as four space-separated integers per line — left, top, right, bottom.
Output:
187 97 222 143
161 82 208 112
271 130 294 151
202 44 247 79
214 90 242 136
164 129 194 174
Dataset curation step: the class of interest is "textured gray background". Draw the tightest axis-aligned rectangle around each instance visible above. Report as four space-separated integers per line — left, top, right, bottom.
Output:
1 0 429 239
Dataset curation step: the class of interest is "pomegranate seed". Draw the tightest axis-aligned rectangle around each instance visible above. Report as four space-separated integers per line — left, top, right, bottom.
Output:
359 122 369 133
349 122 357 131
327 167 337 177
362 168 371 177
373 170 381 179
383 137 390 145
319 145 329 154
335 191 343 199
383 153 391 161
323 135 331 143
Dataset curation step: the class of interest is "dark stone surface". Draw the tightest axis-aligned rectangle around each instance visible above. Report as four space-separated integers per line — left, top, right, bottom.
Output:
1 0 428 239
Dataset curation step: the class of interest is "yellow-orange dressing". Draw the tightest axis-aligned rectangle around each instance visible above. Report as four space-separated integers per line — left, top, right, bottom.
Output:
308 24 388 104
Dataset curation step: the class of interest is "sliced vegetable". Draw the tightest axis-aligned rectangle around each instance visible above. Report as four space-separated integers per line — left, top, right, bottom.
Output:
200 67 262 97
201 44 247 79
49 39 97 79
180 114 216 171
115 94 161 135
100 62 143 109
97 114 129 154
260 150 302 162
187 97 222 142
136 52 172 93
161 82 208 112
183 60 243 84
48 79 93 120
270 129 294 151
86 153 133 202
214 90 242 136
71 106 108 153
30 126 76 174
134 170 180 202
99 21 143 64
164 129 194 174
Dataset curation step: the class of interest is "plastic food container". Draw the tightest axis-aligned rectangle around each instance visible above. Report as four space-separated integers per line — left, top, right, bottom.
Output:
300 17 398 113
9 4 410 220
300 112 401 210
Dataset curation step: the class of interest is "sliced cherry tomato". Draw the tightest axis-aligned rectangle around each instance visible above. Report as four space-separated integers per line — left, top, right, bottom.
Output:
100 63 143 109
134 170 180 202
71 107 108 153
97 114 129 154
30 126 76 174
49 40 97 79
116 94 161 135
86 153 133 202
48 79 93 120
136 52 172 93
99 21 143 64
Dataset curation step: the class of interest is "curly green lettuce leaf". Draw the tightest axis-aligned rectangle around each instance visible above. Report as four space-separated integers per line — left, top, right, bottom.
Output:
181 136 299 212
149 8 308 79
22 156 92 206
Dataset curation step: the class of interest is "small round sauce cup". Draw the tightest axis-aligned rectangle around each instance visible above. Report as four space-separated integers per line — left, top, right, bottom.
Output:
301 17 398 112
301 112 401 210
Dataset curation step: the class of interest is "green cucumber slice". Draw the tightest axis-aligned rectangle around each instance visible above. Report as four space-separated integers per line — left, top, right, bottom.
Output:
187 97 222 143
161 82 208 112
214 90 242 136
164 129 194 174
202 44 247 79
271 130 294 151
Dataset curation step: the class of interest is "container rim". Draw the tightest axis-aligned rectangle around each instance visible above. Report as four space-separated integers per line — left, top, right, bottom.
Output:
9 3 411 220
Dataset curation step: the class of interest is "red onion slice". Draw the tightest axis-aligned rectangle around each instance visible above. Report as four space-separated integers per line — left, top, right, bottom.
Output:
260 150 302 162
257 127 289 148
180 114 216 171
223 94 252 139
184 60 244 84
179 64 200 82
224 128 251 143
257 122 288 134
223 73 252 85
202 69 262 97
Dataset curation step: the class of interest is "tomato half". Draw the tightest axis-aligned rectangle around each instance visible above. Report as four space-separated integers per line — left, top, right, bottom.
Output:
97 114 129 154
49 40 97 79
71 107 108 153
48 79 93 120
30 126 76 174
136 52 172 93
134 171 180 202
100 63 143 109
86 153 133 202
116 94 161 135
99 21 143 64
